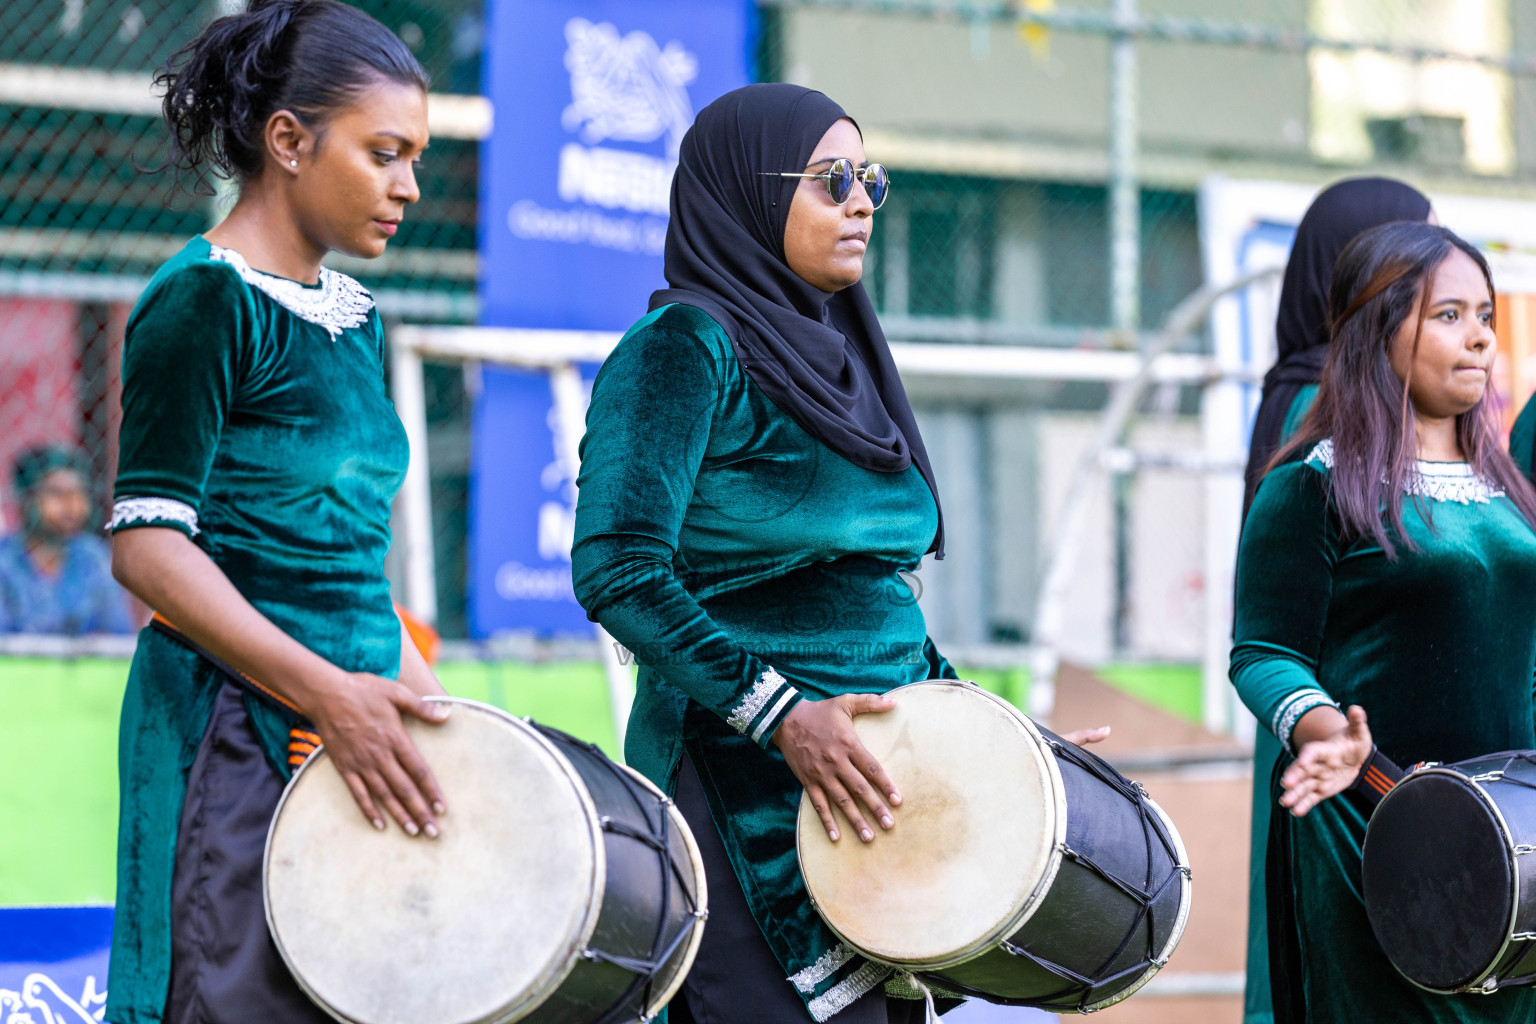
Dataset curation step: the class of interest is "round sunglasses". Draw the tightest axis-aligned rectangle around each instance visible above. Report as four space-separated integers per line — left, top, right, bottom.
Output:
769 158 890 210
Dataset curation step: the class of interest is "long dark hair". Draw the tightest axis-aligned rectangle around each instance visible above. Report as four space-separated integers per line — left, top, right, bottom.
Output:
154 0 427 190
1274 220 1536 556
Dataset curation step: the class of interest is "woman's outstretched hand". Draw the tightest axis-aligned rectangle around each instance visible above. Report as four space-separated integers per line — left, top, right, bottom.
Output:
1281 705 1373 817
773 694 901 844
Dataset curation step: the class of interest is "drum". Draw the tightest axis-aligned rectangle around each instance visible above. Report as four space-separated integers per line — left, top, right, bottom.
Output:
796 680 1191 1013
264 698 707 1024
1363 751 1536 994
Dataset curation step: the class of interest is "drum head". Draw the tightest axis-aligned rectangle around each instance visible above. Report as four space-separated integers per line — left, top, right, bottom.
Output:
265 700 602 1024
1363 770 1515 992
797 681 1063 968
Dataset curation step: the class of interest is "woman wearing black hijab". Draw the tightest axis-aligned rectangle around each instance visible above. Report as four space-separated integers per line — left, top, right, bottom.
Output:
574 83 1106 1023
1235 176 1431 1024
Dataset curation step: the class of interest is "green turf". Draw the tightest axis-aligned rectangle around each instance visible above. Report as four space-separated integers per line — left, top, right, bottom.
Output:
1096 662 1204 723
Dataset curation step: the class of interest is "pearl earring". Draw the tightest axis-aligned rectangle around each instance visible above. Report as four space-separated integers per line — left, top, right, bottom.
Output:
290 159 298 167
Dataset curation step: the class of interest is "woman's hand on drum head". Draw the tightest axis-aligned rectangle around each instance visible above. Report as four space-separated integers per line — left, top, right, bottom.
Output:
773 694 901 844
309 671 452 838
1280 704 1373 817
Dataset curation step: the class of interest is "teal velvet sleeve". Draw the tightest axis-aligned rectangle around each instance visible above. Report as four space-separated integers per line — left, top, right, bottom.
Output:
113 261 256 538
572 317 802 747
1512 395 1536 485
1229 458 1342 750
922 636 957 680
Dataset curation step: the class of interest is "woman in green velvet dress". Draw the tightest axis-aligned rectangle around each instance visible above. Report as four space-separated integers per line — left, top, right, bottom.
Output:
1232 219 1536 1024
573 84 1100 1024
105 5 450 1023
1233 177 1431 1024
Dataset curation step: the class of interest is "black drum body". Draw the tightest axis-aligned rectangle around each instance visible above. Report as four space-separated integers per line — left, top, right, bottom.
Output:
528 726 707 1024
1364 751 1536 994
924 731 1192 1012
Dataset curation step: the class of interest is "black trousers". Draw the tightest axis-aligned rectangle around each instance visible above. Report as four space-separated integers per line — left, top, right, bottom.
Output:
670 753 928 1024
164 683 332 1024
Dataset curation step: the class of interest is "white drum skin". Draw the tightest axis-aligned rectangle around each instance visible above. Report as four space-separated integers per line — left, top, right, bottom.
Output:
264 699 605 1024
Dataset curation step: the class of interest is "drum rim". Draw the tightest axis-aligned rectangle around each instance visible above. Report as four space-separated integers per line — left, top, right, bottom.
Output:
1365 766 1520 996
614 762 710 1019
795 679 1070 971
1077 792 1194 1012
262 697 609 1024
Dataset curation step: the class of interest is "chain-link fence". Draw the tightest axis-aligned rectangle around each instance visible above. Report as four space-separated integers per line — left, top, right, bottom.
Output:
3 0 1534 647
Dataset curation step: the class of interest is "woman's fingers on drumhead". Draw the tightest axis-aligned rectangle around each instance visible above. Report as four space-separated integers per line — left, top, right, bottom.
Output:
365 769 419 837
827 780 874 842
379 757 439 839
849 741 901 813
393 682 451 723
842 692 897 717
807 785 840 842
394 734 447 816
344 772 386 831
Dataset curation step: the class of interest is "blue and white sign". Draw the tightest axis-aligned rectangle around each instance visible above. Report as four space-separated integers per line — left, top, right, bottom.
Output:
0 906 112 1024
471 0 750 638
479 0 752 331
469 365 598 637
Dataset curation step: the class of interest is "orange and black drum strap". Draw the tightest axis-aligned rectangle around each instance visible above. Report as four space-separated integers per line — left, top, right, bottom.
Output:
149 613 321 769
1347 744 1405 811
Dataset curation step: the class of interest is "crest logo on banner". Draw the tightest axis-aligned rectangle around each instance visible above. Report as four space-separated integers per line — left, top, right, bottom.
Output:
474 0 750 636
562 18 697 155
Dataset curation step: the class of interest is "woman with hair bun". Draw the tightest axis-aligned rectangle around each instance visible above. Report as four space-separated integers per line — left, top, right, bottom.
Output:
106 3 445 1022
1232 220 1536 1023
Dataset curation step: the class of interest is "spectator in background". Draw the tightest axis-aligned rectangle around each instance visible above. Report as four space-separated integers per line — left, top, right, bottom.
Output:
0 445 134 635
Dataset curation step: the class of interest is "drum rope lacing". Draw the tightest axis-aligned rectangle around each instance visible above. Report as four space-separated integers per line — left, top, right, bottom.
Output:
923 737 1189 1013
543 729 707 1024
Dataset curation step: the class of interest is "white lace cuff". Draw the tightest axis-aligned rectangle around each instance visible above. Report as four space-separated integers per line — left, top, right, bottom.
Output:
108 497 200 537
1272 687 1339 752
725 667 801 746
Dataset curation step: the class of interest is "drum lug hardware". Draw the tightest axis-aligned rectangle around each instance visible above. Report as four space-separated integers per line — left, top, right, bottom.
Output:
1131 781 1149 797
1474 977 1499 995
1177 865 1193 879
1515 845 1536 856
1512 932 1536 941
1471 771 1505 783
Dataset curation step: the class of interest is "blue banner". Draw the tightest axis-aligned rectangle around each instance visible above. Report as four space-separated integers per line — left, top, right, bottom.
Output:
471 0 751 637
479 0 752 331
0 906 112 1023
469 365 597 637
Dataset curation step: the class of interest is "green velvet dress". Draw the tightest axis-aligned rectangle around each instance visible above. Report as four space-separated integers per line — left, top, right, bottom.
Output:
1242 382 1316 1024
105 237 407 1024
571 303 953 1022
1510 395 1536 482
1231 438 1536 1023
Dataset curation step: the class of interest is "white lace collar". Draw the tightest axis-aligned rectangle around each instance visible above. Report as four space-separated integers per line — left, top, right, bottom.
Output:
209 244 374 339
1304 438 1506 505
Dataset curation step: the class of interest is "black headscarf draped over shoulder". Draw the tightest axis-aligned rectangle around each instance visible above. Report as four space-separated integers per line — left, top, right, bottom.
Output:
650 83 944 558
1241 177 1432 521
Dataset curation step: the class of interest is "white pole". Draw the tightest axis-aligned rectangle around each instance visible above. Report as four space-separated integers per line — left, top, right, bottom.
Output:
547 363 634 752
390 340 438 625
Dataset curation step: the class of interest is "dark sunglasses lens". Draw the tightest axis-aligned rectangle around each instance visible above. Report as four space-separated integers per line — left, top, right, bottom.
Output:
827 159 856 204
866 165 889 209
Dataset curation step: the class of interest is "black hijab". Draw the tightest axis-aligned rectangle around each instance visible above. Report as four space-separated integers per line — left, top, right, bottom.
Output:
650 83 944 558
1241 177 1432 521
